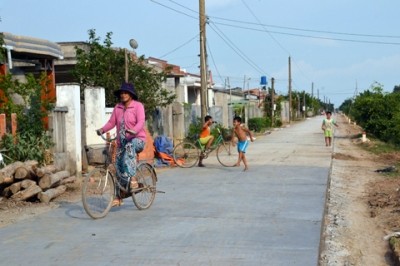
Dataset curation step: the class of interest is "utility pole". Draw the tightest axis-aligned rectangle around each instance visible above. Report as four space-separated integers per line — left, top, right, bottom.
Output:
271 77 275 126
303 90 306 118
124 49 128 82
199 0 207 120
288 56 292 123
311 82 314 98
243 74 246 99
226 77 231 106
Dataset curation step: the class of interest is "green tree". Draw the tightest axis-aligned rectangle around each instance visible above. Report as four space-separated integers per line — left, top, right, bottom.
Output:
0 33 5 64
349 82 397 142
393 85 400 93
72 29 176 116
338 98 353 115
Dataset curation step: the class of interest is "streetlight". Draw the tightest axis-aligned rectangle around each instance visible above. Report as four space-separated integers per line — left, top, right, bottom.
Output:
125 39 138 82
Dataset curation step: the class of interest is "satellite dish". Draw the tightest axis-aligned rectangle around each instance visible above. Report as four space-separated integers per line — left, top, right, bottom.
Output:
129 39 138 49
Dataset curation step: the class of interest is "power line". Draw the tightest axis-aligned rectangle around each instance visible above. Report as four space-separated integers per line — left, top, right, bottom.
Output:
166 0 198 14
150 0 400 45
208 21 267 75
209 16 400 39
158 34 199 59
212 21 400 46
240 0 290 55
206 41 225 85
149 0 197 19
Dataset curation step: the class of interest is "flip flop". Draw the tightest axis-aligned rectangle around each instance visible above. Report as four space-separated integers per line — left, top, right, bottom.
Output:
130 179 139 189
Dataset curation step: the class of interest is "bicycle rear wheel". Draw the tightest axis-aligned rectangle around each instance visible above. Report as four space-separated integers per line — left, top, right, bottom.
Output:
132 163 157 210
217 142 238 167
173 141 199 168
82 168 115 219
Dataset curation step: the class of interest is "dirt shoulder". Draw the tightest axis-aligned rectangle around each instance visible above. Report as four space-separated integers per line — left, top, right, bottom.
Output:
0 180 82 228
320 114 399 265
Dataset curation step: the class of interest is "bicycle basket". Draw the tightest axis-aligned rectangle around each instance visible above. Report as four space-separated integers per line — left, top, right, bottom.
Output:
85 144 110 165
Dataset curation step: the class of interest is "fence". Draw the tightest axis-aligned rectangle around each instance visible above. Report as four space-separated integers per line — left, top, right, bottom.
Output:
0 113 17 139
49 107 68 153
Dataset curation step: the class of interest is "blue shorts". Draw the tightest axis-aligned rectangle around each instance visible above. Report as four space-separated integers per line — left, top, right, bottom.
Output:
237 140 249 153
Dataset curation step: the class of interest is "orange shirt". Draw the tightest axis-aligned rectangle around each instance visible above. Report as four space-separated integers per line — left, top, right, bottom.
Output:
200 126 210 138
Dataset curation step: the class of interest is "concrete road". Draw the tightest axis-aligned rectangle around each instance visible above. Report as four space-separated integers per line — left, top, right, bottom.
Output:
0 116 331 266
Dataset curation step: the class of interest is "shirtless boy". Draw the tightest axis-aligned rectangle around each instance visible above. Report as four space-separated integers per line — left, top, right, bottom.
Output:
232 116 254 171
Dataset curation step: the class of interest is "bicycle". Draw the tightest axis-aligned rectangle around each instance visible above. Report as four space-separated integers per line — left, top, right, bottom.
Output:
173 127 238 168
82 133 158 219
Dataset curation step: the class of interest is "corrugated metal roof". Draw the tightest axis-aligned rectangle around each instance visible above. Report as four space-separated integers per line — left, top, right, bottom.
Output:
2 32 63 59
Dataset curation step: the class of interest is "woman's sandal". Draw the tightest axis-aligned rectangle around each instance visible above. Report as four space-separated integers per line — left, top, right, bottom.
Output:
112 198 123 207
130 179 139 189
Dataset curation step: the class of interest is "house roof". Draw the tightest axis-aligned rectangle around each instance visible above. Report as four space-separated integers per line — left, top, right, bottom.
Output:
147 57 186 77
2 32 63 60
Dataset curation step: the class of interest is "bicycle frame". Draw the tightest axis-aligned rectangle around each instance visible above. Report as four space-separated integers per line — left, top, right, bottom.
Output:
82 132 158 218
197 128 225 153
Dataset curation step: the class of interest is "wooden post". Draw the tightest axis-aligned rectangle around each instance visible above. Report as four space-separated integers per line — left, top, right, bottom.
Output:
0 113 5 138
11 113 17 141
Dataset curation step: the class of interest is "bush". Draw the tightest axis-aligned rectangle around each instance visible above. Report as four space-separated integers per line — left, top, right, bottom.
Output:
274 118 282 127
248 117 271 132
1 132 53 164
186 118 231 141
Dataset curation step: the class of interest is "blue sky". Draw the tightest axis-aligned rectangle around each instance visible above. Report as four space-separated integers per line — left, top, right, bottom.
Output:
1 0 399 107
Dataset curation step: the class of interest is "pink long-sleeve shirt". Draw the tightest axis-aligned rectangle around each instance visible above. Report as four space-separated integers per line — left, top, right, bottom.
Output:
101 100 146 144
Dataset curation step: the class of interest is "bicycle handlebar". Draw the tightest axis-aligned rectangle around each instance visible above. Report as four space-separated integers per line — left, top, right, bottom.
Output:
96 130 117 142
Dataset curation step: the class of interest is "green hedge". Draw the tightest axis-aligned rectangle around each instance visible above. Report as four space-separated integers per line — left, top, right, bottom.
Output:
248 117 271 132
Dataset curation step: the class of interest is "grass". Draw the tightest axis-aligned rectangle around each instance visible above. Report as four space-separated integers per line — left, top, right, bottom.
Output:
358 136 400 179
360 137 400 155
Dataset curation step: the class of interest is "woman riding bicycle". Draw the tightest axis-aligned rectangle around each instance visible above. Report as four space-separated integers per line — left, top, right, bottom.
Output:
96 82 146 207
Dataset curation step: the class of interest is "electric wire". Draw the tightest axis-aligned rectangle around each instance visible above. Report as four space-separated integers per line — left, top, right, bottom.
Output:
210 16 400 39
206 41 225 85
149 0 197 20
158 34 199 59
151 0 400 45
208 21 267 75
213 21 400 46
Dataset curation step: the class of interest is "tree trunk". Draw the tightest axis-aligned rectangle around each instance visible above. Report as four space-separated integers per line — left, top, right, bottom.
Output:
0 161 24 185
33 165 60 178
9 181 22 194
60 175 76 185
38 185 66 203
39 170 70 190
21 179 36 189
14 160 39 180
2 186 12 198
11 184 42 201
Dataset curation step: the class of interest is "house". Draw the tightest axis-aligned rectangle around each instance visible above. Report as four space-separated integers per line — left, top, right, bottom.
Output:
0 32 63 104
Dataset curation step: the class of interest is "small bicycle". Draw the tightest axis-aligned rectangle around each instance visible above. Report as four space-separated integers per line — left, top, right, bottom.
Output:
173 128 238 168
82 133 158 219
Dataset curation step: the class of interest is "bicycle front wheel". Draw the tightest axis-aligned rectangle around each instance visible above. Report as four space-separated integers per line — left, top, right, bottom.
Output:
173 141 199 168
217 142 238 167
132 163 157 210
82 168 115 219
